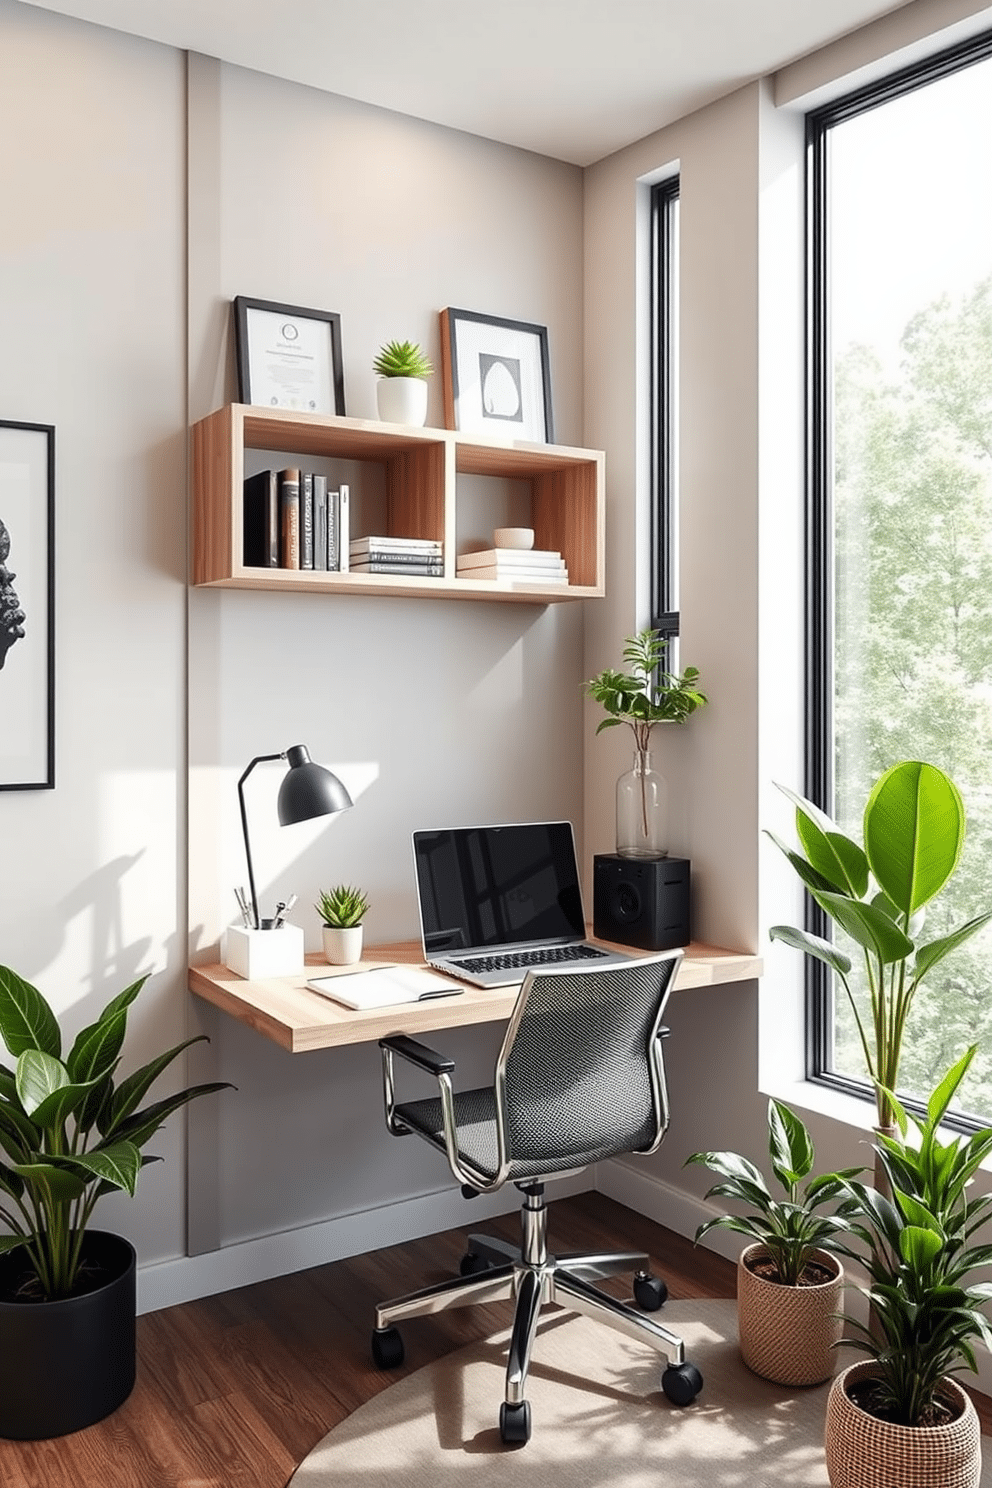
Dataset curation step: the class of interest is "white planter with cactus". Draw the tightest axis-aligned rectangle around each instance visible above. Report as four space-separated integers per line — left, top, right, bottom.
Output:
316 884 370 966
373 339 432 426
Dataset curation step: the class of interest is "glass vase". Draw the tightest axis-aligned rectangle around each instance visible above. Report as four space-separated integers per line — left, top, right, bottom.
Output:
616 748 668 858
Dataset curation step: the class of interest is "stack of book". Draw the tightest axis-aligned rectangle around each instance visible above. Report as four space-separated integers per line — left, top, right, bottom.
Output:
456 548 569 585
349 536 444 577
243 469 351 571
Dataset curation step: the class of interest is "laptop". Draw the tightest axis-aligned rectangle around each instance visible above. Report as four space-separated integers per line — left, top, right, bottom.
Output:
412 821 636 988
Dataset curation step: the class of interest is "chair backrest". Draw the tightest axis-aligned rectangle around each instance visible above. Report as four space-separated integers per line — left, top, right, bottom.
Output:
492 951 682 1177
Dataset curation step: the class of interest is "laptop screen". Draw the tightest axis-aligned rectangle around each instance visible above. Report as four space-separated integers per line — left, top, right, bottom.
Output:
413 822 586 956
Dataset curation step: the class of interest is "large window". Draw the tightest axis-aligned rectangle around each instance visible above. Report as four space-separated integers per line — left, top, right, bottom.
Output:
651 176 680 647
807 33 992 1121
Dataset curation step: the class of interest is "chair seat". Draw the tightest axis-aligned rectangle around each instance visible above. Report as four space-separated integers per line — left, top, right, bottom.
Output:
395 1087 656 1182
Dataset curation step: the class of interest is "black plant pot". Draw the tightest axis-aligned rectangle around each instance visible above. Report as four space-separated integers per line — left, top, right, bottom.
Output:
0 1229 136 1440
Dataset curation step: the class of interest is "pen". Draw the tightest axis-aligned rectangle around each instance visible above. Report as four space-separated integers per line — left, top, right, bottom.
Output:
273 893 298 929
234 887 251 928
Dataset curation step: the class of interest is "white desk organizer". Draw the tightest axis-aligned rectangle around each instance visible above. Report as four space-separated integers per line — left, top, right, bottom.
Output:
224 923 304 979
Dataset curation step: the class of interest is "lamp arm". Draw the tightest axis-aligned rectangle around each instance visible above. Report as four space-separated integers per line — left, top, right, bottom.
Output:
237 753 285 930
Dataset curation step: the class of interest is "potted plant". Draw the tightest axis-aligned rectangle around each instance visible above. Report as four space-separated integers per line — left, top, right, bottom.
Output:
767 761 992 1152
823 1046 992 1487
585 628 707 858
687 1098 859 1385
373 338 433 426
0 964 230 1440
316 884 370 965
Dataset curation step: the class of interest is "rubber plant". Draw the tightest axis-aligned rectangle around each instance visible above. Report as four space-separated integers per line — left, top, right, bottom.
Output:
0 965 230 1298
767 760 992 1132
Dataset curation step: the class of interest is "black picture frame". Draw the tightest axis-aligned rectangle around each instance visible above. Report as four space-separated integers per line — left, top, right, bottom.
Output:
440 307 554 443
0 420 55 790
233 296 346 416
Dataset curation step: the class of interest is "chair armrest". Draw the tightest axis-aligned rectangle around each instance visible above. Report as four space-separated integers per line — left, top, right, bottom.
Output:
379 1033 454 1076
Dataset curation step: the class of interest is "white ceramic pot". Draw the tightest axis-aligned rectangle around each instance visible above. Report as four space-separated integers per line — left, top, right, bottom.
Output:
376 376 428 426
737 1243 844 1386
322 925 364 966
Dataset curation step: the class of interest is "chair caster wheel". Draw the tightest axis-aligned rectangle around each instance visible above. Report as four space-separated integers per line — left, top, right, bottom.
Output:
633 1271 668 1311
460 1250 495 1276
662 1361 703 1406
371 1326 404 1370
499 1399 532 1444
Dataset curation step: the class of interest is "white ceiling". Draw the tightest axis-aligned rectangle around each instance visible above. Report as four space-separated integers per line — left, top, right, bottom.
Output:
21 0 916 164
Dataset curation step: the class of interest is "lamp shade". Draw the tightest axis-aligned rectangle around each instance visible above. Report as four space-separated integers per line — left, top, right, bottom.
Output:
277 744 353 825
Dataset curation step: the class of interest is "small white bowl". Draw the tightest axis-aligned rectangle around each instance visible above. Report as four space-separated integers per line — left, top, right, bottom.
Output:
493 527 535 550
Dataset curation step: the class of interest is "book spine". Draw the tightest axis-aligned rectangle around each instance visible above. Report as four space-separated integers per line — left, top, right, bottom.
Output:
300 471 314 570
243 469 279 568
313 475 328 571
279 468 300 570
327 488 339 571
337 484 350 573
349 536 442 553
351 548 443 566
352 560 444 575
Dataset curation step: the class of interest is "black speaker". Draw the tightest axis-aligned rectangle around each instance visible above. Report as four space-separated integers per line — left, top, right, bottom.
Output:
593 854 691 952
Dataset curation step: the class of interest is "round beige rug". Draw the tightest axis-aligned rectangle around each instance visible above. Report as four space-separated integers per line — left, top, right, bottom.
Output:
290 1298 991 1486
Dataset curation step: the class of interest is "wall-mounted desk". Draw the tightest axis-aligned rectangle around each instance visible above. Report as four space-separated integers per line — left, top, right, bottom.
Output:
188 937 763 1054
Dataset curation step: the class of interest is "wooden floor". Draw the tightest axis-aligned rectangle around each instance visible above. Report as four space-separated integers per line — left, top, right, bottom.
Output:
1 1192 988 1486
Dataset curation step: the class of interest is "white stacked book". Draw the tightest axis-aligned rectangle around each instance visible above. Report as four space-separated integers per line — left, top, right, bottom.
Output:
349 535 444 577
456 548 569 585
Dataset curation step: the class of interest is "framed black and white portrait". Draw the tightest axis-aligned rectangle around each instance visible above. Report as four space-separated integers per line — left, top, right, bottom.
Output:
0 420 54 790
440 308 554 444
233 297 346 416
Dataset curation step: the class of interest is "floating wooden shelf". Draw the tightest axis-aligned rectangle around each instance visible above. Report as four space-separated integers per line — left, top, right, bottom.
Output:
191 404 606 603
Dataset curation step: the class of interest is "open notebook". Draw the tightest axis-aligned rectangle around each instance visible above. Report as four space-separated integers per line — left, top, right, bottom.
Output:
307 963 464 1011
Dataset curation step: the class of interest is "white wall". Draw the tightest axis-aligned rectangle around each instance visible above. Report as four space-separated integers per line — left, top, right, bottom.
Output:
0 0 189 1269
181 60 595 1286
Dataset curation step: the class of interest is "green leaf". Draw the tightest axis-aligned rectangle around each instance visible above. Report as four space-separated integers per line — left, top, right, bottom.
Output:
913 914 992 985
775 785 868 896
0 966 61 1059
102 1081 231 1151
763 832 839 897
864 761 965 918
15 1049 69 1119
812 890 915 964
768 1100 814 1187
51 1141 141 1197
100 1035 208 1136
899 1224 943 1269
12 1160 86 1204
0 1236 28 1256
66 1008 128 1085
768 924 852 978
926 1046 976 1130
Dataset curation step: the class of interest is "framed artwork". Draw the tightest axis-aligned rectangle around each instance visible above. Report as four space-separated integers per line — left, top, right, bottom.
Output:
233 297 346 416
440 308 554 443
0 420 54 790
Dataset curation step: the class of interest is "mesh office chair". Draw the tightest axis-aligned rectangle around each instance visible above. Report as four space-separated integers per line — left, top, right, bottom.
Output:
371 950 703 1445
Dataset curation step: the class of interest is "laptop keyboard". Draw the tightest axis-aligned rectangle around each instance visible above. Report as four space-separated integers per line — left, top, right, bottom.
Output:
449 944 607 973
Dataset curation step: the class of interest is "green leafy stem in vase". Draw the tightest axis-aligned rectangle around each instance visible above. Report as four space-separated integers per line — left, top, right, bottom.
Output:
585 628 708 837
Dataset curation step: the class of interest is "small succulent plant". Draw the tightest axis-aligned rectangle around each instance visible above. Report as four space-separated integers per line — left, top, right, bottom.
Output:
372 340 433 380
315 884 370 928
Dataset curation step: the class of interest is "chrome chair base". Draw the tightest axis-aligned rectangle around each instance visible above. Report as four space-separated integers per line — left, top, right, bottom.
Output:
371 1185 702 1444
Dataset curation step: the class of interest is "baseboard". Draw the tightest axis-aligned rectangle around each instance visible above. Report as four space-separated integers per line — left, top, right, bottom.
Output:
594 1157 742 1266
137 1170 590 1314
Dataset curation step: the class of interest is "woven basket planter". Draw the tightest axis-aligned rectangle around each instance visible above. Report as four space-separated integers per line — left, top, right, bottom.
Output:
737 1243 843 1387
825 1360 981 1488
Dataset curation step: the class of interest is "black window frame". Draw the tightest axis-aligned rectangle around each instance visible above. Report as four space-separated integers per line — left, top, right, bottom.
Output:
650 175 680 649
805 26 992 1116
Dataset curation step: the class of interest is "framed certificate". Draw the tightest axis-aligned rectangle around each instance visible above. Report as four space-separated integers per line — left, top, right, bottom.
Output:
233 297 346 415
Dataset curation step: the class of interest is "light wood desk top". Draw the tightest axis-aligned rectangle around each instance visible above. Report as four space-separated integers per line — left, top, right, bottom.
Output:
188 938 763 1055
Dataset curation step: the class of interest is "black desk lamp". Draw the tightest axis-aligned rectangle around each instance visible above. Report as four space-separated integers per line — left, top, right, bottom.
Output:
238 743 353 930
